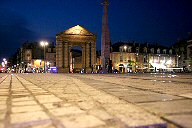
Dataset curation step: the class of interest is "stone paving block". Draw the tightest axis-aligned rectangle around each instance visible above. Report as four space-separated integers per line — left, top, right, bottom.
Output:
11 87 28 93
12 91 30 95
93 95 121 104
0 100 7 105
103 103 143 114
78 100 96 110
30 89 48 92
35 95 63 103
0 104 6 111
11 83 23 86
63 86 80 94
12 105 42 113
165 114 192 128
0 96 8 100
0 88 9 93
88 109 113 120
43 102 72 109
11 119 54 128
0 122 4 128
11 111 50 124
12 96 34 102
49 106 85 116
60 114 105 128
84 90 101 96
138 99 192 115
0 86 9 89
103 104 165 127
12 100 37 106
179 93 192 99
60 94 80 101
0 92 9 95
32 92 51 95
0 111 6 120
115 113 166 127
30 123 56 128
122 94 182 103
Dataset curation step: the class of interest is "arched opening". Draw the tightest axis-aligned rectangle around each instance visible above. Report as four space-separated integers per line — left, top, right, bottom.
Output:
70 46 82 73
119 64 125 73
56 25 96 73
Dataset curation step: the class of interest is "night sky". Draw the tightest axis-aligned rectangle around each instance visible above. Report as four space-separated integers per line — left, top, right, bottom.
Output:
0 0 192 60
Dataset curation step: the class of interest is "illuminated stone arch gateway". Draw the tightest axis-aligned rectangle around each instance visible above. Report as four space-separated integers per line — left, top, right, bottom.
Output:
56 25 96 73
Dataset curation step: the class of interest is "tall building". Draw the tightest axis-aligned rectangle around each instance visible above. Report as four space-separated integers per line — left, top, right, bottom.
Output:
101 0 111 72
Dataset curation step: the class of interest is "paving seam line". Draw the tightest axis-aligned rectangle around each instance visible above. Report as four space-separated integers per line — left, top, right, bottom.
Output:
14 74 65 128
72 75 182 128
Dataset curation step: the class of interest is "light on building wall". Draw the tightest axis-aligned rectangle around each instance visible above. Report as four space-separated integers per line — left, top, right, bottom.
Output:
166 60 172 65
47 62 50 65
124 46 127 51
40 41 49 72
40 41 48 46
2 62 5 67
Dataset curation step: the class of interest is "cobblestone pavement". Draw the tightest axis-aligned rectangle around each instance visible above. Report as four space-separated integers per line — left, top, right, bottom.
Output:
0 73 191 128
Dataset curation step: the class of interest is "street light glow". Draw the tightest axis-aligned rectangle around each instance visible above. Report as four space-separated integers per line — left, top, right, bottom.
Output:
40 41 49 46
124 46 127 51
40 41 49 73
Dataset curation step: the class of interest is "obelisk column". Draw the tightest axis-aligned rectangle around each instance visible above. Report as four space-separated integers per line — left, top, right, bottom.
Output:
101 0 110 73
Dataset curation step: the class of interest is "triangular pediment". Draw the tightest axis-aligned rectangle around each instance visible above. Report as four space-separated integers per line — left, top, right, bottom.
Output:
59 25 94 36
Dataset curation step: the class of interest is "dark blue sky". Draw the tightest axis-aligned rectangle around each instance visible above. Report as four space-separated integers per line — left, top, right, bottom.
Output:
0 0 192 59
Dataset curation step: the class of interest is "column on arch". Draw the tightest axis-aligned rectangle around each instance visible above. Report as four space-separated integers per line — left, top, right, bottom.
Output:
85 42 91 68
91 41 96 66
56 41 63 68
63 42 69 69
82 44 86 69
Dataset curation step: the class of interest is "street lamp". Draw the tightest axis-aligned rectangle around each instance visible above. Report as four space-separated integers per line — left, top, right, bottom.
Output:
40 41 48 72
2 58 7 73
176 55 180 67
124 45 127 52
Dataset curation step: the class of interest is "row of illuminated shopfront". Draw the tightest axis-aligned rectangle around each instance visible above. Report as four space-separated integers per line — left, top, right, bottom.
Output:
16 59 57 73
111 53 180 73
110 42 182 73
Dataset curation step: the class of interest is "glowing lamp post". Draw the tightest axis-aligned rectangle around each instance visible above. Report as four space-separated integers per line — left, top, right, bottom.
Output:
1 58 7 73
124 45 127 52
40 41 48 72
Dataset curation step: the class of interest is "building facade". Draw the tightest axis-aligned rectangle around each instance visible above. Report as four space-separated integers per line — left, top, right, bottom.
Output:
56 25 96 73
111 42 178 73
16 42 56 73
187 39 192 71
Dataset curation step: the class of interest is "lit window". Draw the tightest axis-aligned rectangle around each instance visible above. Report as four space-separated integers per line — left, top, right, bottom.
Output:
48 48 51 52
151 48 154 53
163 49 166 54
123 45 127 52
128 47 132 52
120 55 123 62
136 47 139 53
143 47 147 53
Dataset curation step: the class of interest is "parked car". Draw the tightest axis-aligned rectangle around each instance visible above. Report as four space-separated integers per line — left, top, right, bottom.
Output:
113 69 119 74
0 67 5 73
